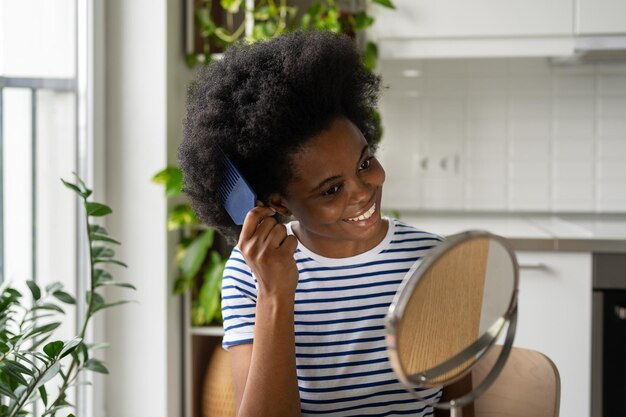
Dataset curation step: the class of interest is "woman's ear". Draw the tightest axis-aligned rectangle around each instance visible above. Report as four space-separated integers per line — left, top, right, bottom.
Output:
267 193 292 217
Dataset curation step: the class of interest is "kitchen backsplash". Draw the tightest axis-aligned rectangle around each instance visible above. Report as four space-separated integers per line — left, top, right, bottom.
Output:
377 57 626 213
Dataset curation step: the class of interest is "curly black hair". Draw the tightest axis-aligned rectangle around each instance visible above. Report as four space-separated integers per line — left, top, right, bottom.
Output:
179 30 381 242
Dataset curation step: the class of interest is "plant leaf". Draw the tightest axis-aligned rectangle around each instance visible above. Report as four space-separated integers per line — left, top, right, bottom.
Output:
91 300 134 314
94 259 127 268
36 361 62 389
95 281 136 290
43 341 64 359
60 179 83 196
32 303 65 314
39 384 48 407
26 280 41 301
44 282 64 295
151 166 183 198
167 204 199 231
53 291 76 305
179 229 215 278
90 233 120 245
60 337 82 359
24 322 62 339
89 224 108 235
84 358 109 374
92 246 115 260
85 202 112 217
372 0 395 8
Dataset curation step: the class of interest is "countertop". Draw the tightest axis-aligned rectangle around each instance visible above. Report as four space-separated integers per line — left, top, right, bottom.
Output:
397 212 626 253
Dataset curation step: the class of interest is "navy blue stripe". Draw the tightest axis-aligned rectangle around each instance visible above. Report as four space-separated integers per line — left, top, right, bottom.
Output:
300 389 408 404
296 335 384 347
295 303 390 315
343 405 433 417
298 378 397 393
223 265 253 277
296 280 402 294
222 275 256 289
222 303 256 311
295 325 384 336
394 230 431 236
222 294 248 300
297 356 388 370
223 313 255 322
222 338 253 346
295 291 395 304
298 269 409 285
296 346 387 358
295 314 385 326
390 237 440 244
301 398 425 415
296 257 315 263
222 285 256 299
381 246 434 254
227 256 247 265
298 367 393 382
298 257 419 273
224 322 253 332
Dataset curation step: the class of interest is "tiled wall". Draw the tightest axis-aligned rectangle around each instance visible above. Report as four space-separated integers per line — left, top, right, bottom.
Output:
377 58 626 213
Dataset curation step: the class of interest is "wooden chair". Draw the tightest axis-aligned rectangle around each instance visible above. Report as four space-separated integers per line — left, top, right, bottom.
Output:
202 347 236 417
471 345 561 417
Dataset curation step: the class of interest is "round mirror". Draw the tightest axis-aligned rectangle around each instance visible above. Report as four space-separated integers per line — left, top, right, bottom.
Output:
386 230 519 413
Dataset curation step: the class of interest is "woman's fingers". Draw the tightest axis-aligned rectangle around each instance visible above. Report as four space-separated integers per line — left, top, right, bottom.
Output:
238 206 277 245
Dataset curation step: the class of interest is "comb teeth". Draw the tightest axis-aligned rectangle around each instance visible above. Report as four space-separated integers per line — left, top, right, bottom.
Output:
216 146 257 225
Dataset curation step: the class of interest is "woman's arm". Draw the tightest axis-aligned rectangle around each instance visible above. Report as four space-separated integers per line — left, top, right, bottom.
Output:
230 206 301 417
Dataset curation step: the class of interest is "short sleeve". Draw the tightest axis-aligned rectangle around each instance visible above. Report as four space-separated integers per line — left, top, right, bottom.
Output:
221 247 258 350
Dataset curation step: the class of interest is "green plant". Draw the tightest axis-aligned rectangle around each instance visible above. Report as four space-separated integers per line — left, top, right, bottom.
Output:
152 167 228 326
189 0 395 70
0 175 135 417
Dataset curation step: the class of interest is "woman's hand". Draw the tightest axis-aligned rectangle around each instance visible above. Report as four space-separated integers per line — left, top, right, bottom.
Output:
238 206 299 298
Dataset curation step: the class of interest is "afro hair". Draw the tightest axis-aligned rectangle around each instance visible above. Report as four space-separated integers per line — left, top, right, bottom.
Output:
179 30 381 243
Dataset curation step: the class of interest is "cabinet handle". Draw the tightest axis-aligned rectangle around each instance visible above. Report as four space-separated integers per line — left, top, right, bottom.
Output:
519 263 549 270
615 306 626 320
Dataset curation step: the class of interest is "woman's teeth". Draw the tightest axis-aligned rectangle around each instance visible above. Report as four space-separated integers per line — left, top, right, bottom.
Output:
347 203 376 222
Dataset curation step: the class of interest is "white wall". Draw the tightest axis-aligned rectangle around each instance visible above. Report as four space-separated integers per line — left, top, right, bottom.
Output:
104 0 188 416
378 57 626 213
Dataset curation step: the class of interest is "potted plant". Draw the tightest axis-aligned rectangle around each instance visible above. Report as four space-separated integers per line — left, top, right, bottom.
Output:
0 175 135 417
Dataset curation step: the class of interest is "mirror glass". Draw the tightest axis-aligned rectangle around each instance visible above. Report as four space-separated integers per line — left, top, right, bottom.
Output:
387 231 518 389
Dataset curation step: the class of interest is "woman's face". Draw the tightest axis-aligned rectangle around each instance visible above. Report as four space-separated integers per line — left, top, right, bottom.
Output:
271 117 387 257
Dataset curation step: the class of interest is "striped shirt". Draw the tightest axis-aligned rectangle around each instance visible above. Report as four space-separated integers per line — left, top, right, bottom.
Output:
221 218 443 416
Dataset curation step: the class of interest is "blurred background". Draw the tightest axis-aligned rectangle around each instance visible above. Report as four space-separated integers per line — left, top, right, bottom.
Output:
1 1 625 417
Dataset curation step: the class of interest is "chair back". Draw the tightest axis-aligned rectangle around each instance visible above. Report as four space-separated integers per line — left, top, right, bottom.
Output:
472 345 561 417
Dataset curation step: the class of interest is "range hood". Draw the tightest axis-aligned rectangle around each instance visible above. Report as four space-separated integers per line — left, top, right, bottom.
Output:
570 35 626 62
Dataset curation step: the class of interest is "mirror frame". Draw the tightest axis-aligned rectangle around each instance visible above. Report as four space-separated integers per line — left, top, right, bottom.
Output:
385 230 519 401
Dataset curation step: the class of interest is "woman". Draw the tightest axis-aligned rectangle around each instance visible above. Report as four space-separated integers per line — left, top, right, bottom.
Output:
180 30 443 417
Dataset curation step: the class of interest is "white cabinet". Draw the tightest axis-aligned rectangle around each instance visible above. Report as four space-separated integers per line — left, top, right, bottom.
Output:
368 0 576 58
576 0 626 35
514 251 592 417
369 0 573 39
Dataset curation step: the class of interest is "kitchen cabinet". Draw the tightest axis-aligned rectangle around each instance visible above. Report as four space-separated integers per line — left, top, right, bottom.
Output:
576 0 626 35
514 251 592 417
368 0 573 40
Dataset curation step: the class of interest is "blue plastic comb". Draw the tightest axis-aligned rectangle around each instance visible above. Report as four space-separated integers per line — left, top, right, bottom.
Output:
216 147 257 225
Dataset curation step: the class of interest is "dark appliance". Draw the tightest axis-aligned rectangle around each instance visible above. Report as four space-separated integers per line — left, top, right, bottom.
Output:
592 253 626 417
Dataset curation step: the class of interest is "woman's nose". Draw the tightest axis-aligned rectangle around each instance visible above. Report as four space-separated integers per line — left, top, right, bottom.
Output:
349 178 372 205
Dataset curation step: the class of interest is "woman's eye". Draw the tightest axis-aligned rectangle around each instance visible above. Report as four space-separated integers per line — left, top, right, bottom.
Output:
324 184 341 196
359 157 373 170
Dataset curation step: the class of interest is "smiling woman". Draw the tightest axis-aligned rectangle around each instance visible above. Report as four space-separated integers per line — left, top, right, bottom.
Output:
179 30 443 416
